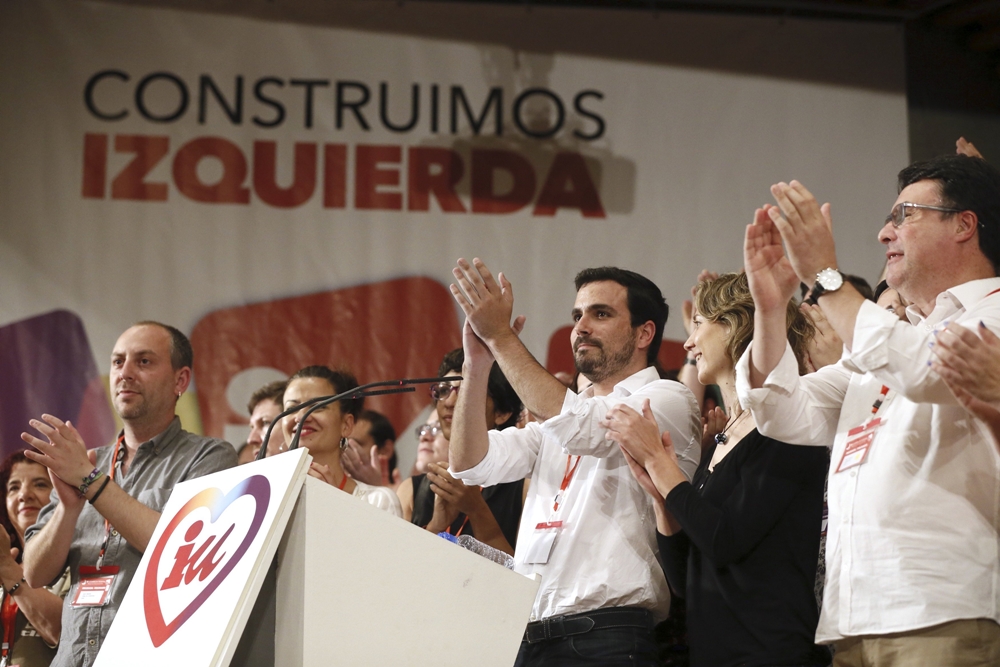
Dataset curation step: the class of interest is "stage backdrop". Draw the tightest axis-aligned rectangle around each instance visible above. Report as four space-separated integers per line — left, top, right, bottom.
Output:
0 0 908 461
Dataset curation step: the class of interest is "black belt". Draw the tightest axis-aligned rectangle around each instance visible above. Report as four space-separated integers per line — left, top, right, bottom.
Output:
522 607 653 644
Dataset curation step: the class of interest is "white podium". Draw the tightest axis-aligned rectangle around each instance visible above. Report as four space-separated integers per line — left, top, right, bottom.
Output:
97 452 538 667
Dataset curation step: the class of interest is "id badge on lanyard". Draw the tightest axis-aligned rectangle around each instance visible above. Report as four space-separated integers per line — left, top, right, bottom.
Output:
72 436 125 608
836 385 891 473
523 455 581 565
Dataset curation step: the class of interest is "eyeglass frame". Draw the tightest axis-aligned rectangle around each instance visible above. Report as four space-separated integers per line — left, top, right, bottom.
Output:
415 423 442 439
429 381 460 402
884 202 963 229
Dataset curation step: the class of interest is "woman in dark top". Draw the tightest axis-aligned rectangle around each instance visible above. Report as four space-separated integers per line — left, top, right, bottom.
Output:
605 273 830 667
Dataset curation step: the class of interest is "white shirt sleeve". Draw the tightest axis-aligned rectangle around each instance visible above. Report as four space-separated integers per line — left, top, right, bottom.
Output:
849 298 1000 405
450 422 543 487
541 382 702 481
735 340 850 447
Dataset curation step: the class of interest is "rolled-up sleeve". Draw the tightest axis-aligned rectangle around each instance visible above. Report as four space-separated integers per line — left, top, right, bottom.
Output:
451 422 543 487
735 341 849 447
542 382 701 481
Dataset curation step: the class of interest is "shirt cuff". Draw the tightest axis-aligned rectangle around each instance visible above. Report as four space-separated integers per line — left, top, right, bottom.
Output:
448 432 497 486
735 339 800 408
847 299 901 372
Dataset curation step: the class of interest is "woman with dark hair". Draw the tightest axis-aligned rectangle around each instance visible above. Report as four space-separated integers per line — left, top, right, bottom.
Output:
0 450 69 666
280 366 402 517
604 273 831 667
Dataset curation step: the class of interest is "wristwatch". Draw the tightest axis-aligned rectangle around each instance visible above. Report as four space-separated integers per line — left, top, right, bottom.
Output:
807 268 844 305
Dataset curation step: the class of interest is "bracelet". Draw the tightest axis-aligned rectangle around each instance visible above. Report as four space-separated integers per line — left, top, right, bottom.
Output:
78 468 104 495
683 357 698 367
7 576 25 596
88 476 111 505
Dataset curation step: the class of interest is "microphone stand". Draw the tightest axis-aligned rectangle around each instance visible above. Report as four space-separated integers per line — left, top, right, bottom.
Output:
255 376 461 461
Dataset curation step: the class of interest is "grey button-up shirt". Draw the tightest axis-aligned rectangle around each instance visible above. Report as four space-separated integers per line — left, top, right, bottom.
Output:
26 417 237 667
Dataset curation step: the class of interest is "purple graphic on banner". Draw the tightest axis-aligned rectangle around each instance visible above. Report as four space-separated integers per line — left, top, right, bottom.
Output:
0 310 115 457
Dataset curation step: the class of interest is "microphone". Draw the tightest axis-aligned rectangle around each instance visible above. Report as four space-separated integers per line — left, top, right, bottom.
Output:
255 376 461 461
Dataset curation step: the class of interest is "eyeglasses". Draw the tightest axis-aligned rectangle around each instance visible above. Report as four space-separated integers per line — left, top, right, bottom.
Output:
884 202 962 229
429 381 459 402
415 423 442 439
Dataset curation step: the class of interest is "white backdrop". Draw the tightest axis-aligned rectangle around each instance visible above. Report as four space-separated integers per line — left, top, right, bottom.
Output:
0 0 908 445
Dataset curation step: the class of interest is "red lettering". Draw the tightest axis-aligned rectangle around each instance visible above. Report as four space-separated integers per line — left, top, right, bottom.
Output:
534 152 605 218
253 141 316 208
323 144 347 209
471 149 535 214
172 137 250 204
111 135 169 201
355 145 402 210
408 147 466 213
160 521 234 591
82 133 108 199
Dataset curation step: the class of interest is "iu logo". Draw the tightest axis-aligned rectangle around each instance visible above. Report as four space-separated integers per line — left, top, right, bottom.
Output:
143 475 270 647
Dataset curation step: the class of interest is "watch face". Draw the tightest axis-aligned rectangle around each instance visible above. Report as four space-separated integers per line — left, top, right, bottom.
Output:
817 268 843 291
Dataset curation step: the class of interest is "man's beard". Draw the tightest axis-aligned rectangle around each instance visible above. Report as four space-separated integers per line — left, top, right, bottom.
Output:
574 328 637 384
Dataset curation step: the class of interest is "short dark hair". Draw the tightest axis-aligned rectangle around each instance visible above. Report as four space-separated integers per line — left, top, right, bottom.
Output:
248 380 288 415
574 267 668 366
898 154 1000 274
287 365 363 418
358 409 395 447
439 348 522 430
133 321 193 370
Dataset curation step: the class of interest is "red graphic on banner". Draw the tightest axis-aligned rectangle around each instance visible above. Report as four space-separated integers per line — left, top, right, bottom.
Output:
144 475 270 647
191 277 462 439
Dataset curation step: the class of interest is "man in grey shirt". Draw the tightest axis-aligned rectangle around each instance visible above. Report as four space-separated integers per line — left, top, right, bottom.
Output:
20 321 237 667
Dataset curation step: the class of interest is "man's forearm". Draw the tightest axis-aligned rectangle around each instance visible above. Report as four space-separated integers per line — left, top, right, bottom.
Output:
488 332 567 420
816 284 864 351
450 361 493 472
87 481 160 552
24 503 80 587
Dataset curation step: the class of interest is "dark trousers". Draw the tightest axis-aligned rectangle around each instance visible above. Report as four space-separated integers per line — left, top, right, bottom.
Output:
513 608 659 667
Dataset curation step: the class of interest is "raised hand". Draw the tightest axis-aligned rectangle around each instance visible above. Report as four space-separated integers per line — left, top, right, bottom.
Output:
341 439 383 487
956 137 984 160
602 400 678 470
744 205 801 313
451 258 519 347
800 302 845 371
931 322 1000 407
766 181 837 286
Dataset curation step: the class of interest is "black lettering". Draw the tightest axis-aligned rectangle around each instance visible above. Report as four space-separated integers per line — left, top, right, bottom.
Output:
290 79 330 129
198 75 243 125
430 84 439 134
135 72 189 123
573 90 605 141
336 81 371 131
252 77 285 128
513 88 564 139
450 86 502 136
84 70 129 121
379 82 419 133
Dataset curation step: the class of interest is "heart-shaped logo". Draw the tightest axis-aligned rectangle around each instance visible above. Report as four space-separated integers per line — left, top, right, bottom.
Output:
143 475 270 647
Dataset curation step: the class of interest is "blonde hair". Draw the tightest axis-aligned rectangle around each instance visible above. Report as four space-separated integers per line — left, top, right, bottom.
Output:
694 273 814 375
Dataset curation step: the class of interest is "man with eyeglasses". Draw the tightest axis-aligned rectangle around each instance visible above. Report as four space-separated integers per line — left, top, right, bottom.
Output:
448 260 701 667
739 154 1000 666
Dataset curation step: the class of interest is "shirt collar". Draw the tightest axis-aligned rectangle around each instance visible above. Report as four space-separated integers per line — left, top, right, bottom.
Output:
581 366 659 399
907 277 1000 326
116 415 181 457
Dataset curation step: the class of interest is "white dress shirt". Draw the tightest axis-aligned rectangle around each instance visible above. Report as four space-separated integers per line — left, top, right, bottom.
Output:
354 480 403 517
735 277 1000 643
452 366 701 622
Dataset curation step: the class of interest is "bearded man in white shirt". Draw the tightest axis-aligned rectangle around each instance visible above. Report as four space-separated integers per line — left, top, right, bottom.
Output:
449 260 701 667
739 154 1000 666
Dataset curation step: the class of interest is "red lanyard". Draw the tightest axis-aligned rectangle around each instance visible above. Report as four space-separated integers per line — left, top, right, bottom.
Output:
552 456 582 513
1 593 17 664
96 436 126 569
337 474 347 491
447 515 471 537
871 385 890 415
